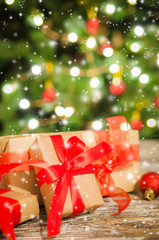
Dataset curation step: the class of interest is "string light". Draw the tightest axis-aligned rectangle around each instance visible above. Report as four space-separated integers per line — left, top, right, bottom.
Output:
5 0 14 5
90 77 100 88
105 4 116 14
134 26 144 37
157 53 159 66
28 119 39 129
120 122 129 131
131 67 141 77
130 42 140 52
19 99 30 109
70 66 80 76
92 120 103 130
86 37 96 49
109 64 120 73
68 32 78 42
139 74 149 84
64 107 75 117
146 118 156 128
128 0 137 5
112 77 121 86
54 106 65 116
33 15 43 26
2 84 14 94
103 47 114 57
31 65 41 75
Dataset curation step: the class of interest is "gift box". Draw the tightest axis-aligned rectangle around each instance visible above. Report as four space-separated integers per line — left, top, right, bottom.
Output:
29 133 107 236
91 116 140 196
0 189 39 240
0 134 43 205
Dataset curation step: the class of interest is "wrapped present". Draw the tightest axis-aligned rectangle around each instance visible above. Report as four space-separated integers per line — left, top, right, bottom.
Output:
92 116 140 197
0 135 43 205
0 189 39 240
29 134 109 236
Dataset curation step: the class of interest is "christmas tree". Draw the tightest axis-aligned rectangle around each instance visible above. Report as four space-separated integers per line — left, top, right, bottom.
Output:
0 0 159 138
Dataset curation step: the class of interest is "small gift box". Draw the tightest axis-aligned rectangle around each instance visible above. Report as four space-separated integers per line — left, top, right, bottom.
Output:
0 135 44 205
92 116 140 196
0 189 39 240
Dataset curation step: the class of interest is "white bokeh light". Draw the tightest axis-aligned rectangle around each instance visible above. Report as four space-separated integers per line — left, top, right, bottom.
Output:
68 32 78 42
19 99 30 109
5 0 14 5
103 47 114 57
131 67 141 77
105 4 115 14
92 120 103 130
139 74 149 84
146 118 156 128
2 84 14 94
90 77 100 88
64 107 75 117
70 66 80 76
134 26 144 37
31 65 41 75
109 64 120 73
28 119 39 129
130 43 140 52
128 0 137 5
55 106 65 117
33 15 43 26
86 37 96 49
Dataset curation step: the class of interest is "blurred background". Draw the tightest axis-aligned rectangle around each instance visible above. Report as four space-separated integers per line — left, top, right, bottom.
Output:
0 0 159 138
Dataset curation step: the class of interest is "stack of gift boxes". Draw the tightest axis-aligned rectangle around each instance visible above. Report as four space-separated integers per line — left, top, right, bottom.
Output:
0 117 140 240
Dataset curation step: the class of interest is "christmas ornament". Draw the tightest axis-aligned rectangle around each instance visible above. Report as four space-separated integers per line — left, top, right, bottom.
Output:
154 96 159 108
85 18 100 35
139 172 159 200
130 119 143 130
42 89 57 103
109 82 126 96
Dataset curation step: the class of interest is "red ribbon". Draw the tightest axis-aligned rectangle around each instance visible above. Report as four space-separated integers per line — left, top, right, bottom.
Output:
0 135 110 237
0 189 21 240
93 116 138 214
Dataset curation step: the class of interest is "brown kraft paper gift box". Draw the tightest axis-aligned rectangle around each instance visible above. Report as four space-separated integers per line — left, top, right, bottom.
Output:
0 134 44 205
93 129 140 193
29 131 104 218
0 190 39 225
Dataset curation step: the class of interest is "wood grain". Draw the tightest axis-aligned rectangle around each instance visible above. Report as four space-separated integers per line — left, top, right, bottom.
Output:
1 140 159 240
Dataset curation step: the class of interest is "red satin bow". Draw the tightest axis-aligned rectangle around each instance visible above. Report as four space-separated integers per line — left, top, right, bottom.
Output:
0 135 111 237
0 189 21 240
93 116 137 214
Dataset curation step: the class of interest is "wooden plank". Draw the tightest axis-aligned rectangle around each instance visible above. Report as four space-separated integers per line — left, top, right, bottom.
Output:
0 140 159 240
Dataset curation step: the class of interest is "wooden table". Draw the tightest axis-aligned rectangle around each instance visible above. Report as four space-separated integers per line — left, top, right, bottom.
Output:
1 140 159 240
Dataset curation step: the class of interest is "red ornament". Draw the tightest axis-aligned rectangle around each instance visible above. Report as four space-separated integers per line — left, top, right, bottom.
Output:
130 119 143 130
42 89 57 103
139 172 159 200
109 82 126 96
100 43 112 55
85 18 100 35
154 96 159 108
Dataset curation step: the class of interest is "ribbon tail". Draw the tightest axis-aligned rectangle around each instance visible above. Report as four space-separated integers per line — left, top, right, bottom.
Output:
106 175 131 216
69 176 85 217
0 206 15 240
47 173 69 236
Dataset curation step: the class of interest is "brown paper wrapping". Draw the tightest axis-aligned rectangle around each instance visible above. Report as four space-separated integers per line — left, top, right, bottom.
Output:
29 132 104 218
0 135 44 205
91 129 140 193
0 191 39 224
